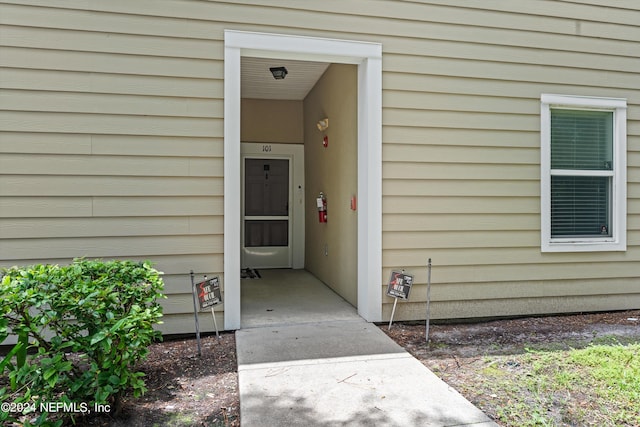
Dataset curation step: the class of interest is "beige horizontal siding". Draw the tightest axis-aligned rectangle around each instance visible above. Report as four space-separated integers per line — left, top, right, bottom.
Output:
0 154 222 177
384 262 640 286
383 180 538 198
383 213 538 232
1 0 639 331
384 74 640 102
383 163 539 181
383 144 539 164
386 294 640 322
0 254 223 276
0 68 222 98
384 230 539 249
382 278 640 322
2 176 223 196
3 1 639 59
1 235 223 260
0 196 224 218
374 2 640 321
0 90 222 118
0 0 226 330
0 133 222 158
385 55 640 89
0 24 222 59
0 112 222 136
0 217 223 239
421 0 640 26
384 127 539 148
14 0 636 42
384 247 640 268
158 313 224 336
0 46 223 78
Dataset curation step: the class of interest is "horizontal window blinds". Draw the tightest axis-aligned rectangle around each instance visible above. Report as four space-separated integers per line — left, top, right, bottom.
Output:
551 110 613 171
550 109 613 238
551 176 609 237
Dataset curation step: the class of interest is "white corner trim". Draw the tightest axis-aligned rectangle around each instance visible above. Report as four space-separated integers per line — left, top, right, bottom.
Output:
223 45 242 329
224 30 383 329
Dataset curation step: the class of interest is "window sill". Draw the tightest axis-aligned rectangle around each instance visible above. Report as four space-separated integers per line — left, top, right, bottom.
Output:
542 240 626 252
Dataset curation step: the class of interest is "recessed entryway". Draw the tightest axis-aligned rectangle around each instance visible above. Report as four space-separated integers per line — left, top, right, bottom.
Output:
241 269 356 328
224 30 382 330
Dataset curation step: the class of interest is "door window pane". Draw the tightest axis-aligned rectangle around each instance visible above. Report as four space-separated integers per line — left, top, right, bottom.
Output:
245 220 288 247
244 159 289 216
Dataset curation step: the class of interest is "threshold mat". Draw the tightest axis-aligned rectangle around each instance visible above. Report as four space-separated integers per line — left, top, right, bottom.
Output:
241 268 261 279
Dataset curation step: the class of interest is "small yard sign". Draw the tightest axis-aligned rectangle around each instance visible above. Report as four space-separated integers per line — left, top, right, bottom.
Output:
190 272 222 357
196 276 222 310
386 270 414 300
387 270 414 330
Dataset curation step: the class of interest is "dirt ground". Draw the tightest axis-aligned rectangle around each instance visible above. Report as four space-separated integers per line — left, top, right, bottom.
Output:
108 333 240 427
382 309 640 425
384 309 640 359
18 309 640 426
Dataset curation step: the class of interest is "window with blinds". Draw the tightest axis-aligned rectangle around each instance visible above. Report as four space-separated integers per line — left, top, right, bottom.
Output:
540 94 627 252
550 109 613 238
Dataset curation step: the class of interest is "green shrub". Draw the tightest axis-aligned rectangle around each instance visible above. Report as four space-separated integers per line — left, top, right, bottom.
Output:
0 259 165 426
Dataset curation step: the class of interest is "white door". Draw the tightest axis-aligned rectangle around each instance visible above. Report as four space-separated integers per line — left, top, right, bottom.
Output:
241 143 305 269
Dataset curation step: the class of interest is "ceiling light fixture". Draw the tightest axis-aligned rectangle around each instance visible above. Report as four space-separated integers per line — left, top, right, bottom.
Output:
269 66 288 80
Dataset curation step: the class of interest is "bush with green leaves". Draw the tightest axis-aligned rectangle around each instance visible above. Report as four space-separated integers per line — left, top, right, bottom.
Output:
0 259 165 426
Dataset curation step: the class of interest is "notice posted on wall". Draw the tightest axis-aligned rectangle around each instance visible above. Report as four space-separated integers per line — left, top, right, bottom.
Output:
196 276 222 310
386 270 414 300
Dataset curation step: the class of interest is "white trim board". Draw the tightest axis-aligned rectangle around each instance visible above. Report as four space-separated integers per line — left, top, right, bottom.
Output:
224 30 382 329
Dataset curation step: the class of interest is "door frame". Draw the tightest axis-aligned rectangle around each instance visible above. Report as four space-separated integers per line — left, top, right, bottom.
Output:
241 142 305 269
224 30 382 329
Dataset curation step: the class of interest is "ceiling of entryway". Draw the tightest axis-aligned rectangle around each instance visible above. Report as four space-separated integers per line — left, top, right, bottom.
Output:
241 57 330 100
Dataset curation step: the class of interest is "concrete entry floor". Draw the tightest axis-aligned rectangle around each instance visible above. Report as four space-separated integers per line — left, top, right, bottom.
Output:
241 269 357 328
237 269 499 426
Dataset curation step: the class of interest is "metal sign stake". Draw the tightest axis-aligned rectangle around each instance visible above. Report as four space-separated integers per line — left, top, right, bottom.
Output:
190 270 202 357
425 258 432 343
211 307 220 340
388 297 399 330
203 274 220 340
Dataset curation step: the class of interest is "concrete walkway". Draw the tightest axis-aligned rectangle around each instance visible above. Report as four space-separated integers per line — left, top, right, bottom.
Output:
236 318 499 426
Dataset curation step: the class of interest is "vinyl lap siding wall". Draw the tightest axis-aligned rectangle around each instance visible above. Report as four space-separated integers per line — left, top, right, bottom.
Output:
0 0 638 329
0 0 225 333
379 0 640 320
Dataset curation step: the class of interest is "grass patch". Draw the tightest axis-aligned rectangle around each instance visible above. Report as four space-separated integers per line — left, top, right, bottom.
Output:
487 343 640 426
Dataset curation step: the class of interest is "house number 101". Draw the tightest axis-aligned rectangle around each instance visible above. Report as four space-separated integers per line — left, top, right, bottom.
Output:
262 145 272 152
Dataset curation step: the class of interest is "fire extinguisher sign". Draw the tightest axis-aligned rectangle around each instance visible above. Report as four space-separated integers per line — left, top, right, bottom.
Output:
386 271 414 300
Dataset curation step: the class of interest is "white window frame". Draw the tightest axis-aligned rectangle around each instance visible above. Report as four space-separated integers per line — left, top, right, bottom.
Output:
541 94 627 252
